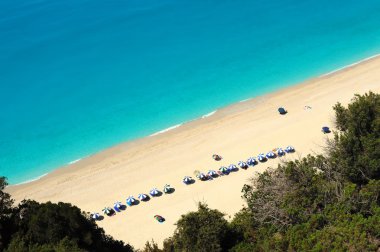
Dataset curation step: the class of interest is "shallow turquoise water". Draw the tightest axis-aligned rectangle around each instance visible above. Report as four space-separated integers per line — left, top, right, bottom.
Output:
1 0 380 184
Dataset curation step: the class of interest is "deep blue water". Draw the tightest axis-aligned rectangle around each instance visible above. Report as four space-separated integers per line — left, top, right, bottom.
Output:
1 0 380 184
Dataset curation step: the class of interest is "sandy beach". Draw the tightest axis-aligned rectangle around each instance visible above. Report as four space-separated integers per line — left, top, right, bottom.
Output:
7 56 380 249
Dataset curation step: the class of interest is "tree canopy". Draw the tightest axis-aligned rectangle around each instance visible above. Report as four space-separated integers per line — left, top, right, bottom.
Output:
0 177 133 252
331 91 380 184
166 203 232 252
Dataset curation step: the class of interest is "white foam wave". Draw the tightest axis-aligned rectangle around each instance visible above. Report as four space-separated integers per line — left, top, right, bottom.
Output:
321 53 380 77
69 159 81 165
239 98 250 103
150 124 183 136
15 173 48 185
201 110 217 119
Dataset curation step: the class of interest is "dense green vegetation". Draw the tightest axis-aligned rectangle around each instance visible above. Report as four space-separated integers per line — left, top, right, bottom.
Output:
0 178 134 252
1 92 379 251
141 92 380 252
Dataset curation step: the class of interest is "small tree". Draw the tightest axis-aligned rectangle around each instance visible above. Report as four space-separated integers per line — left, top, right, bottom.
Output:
0 177 13 216
13 200 133 252
242 155 334 229
0 178 134 252
0 177 14 250
332 92 380 184
171 203 230 252
141 240 162 252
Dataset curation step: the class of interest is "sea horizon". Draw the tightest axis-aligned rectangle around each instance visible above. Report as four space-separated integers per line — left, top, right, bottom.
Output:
2 0 380 184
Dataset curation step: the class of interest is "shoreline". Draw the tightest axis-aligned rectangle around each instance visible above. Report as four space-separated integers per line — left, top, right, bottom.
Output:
10 53 380 187
6 54 380 248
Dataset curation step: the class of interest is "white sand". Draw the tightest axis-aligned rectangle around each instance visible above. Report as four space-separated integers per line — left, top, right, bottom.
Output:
7 55 380 249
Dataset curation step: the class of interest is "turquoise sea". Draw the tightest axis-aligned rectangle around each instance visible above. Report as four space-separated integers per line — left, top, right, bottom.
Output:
1 0 380 184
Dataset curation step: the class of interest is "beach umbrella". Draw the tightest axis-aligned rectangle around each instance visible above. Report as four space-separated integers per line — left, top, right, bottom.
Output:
322 126 330 134
247 157 256 166
228 164 237 171
197 173 208 180
208 170 217 177
138 193 148 201
150 188 160 196
238 161 248 168
163 184 173 193
257 153 266 162
91 212 100 220
278 107 287 115
277 148 285 156
219 166 229 174
183 176 193 184
113 201 122 212
266 151 275 159
126 196 136 206
102 207 111 215
285 146 295 153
